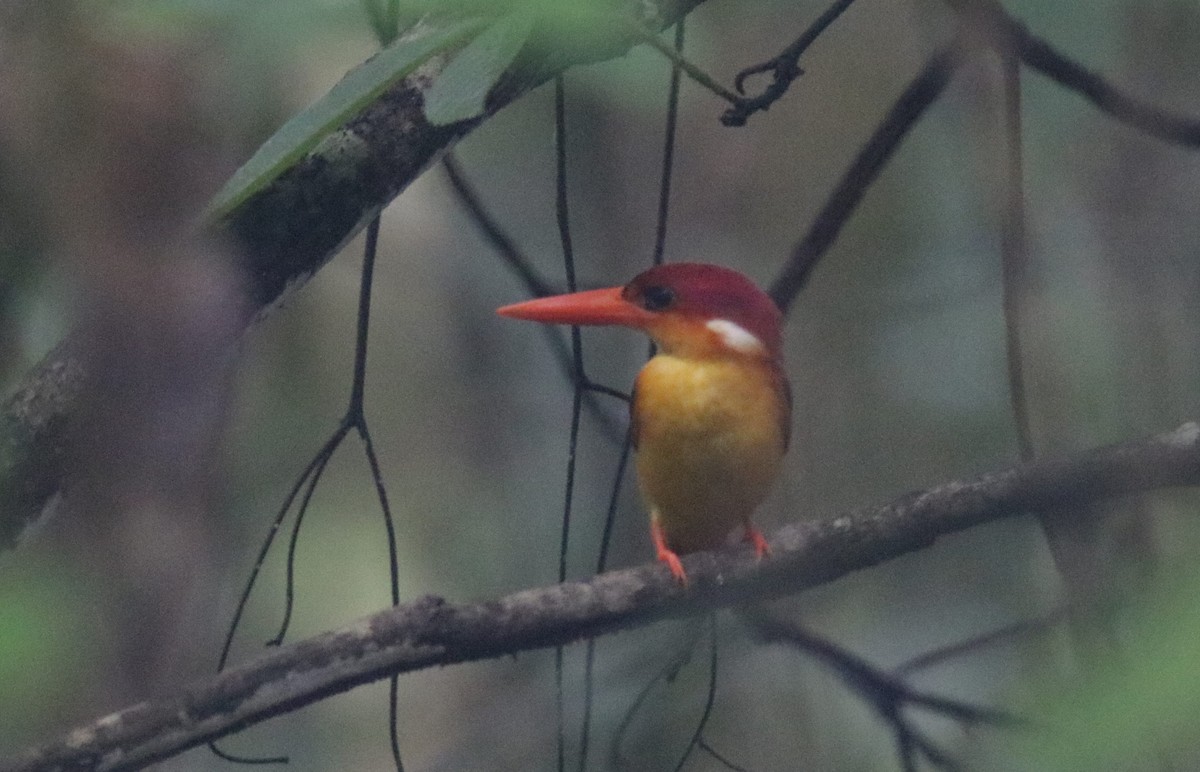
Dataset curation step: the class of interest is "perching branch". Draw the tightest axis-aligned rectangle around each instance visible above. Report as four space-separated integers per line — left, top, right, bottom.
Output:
8 421 1198 772
0 0 707 551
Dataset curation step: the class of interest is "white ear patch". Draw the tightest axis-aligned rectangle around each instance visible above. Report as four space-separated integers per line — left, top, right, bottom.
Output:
705 318 765 354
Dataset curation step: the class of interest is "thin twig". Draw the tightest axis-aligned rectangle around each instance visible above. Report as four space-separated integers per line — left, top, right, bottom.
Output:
442 154 555 298
578 434 633 772
997 46 1034 461
671 614 720 772
441 154 630 442
740 609 1022 771
610 622 706 770
697 739 754 772
358 427 404 771
768 43 966 313
621 17 742 105
209 216 408 769
893 607 1067 676
652 20 686 267
207 428 346 764
723 0 858 126
270 433 343 646
553 73 582 772
948 0 1200 147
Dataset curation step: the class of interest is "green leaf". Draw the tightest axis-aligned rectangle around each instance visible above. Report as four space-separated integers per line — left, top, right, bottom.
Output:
423 9 537 126
207 18 485 221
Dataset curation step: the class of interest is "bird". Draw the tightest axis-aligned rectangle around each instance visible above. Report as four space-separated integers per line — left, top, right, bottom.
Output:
498 262 790 584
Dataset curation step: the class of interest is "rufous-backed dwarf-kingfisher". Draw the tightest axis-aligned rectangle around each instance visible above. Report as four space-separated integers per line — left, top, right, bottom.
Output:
498 263 790 584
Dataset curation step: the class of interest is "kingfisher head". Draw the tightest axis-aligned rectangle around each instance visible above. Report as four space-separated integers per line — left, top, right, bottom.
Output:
498 263 783 359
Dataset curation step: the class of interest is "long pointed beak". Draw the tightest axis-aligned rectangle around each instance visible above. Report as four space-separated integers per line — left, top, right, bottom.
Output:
497 287 651 328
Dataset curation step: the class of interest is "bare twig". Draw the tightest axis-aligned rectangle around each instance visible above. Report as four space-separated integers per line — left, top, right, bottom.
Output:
998 46 1034 460
610 621 706 769
768 43 965 313
623 19 742 105
740 608 1022 771
209 216 407 766
893 607 1067 676
723 0 858 126
949 0 1200 147
670 614 720 772
7 421 1198 772
441 154 629 443
442 154 555 298
697 739 753 772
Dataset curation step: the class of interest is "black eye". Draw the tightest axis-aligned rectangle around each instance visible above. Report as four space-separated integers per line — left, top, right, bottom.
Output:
641 285 676 312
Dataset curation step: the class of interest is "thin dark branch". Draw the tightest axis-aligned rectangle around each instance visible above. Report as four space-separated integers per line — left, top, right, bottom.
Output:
357 425 404 771
585 382 632 404
610 622 705 770
998 47 1034 461
352 219 407 769
697 739 754 772
553 73 582 772
623 19 741 105
269 437 339 647
723 0 858 126
212 216 408 768
768 43 965 313
740 609 1020 772
671 614 719 772
214 427 345 669
10 422 1199 772
442 154 555 298
652 20 685 267
893 607 1067 676
740 610 1020 726
441 154 629 441
206 426 344 765
578 432 633 772
949 0 1200 147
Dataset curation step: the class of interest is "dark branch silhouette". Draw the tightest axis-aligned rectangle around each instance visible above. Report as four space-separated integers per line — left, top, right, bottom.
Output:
0 0 707 552
768 43 965 312
949 0 1200 147
7 421 1198 772
739 608 1023 771
723 0 859 126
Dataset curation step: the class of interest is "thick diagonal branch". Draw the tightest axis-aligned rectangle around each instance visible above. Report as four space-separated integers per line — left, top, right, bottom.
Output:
0 0 705 550
7 422 1198 772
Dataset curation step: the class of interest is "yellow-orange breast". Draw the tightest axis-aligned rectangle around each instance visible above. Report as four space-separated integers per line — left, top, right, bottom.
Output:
632 353 789 554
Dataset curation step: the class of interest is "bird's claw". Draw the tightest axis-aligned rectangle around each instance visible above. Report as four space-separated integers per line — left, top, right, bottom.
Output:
745 525 771 560
652 521 689 586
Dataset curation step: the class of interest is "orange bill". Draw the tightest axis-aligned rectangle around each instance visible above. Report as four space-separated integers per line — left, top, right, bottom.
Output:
497 287 651 328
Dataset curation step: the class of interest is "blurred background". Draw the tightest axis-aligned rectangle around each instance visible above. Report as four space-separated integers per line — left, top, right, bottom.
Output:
2 0 1200 769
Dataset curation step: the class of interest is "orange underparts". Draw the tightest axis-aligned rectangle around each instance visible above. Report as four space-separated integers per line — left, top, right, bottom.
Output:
652 520 772 586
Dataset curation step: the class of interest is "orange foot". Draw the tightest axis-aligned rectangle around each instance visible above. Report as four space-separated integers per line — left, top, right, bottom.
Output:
744 523 771 560
651 521 688 586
